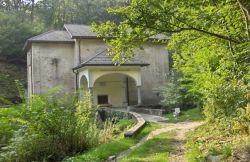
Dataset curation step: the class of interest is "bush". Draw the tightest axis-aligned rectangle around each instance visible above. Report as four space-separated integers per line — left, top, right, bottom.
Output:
0 108 21 148
0 90 113 162
199 80 250 136
159 73 200 111
203 81 247 123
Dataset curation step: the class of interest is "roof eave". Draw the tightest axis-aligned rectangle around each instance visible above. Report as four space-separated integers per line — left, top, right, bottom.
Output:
23 40 74 53
72 63 150 71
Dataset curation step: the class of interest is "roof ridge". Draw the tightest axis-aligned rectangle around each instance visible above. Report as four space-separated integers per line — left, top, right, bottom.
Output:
64 24 90 27
81 49 107 64
63 24 73 38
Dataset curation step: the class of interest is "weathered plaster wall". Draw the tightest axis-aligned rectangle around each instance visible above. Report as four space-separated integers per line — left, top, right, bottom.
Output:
136 43 169 104
79 39 106 62
77 39 169 105
32 43 75 94
30 39 169 105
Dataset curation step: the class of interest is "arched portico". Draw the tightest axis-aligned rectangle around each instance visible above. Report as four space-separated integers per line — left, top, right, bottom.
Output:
77 66 142 106
73 49 149 107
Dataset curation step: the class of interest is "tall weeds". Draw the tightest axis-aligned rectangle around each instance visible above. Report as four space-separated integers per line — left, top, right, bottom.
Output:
0 89 114 162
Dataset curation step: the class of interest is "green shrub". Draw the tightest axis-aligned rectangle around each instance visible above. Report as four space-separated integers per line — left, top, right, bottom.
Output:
159 73 200 111
0 108 21 148
203 81 247 123
0 90 114 162
232 102 250 134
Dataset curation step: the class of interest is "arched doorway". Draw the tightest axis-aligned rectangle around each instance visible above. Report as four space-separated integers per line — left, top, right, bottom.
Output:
92 73 138 107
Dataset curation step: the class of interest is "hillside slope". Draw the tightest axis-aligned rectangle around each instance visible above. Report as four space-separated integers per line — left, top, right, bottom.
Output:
0 61 26 103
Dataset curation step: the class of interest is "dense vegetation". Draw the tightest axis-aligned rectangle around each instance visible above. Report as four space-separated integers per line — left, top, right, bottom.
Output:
1 0 250 160
93 0 250 159
0 88 135 162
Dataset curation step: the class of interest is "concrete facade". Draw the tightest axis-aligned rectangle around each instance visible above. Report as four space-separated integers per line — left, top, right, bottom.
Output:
25 24 169 107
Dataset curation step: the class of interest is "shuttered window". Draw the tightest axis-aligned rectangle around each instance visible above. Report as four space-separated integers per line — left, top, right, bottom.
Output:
97 95 108 104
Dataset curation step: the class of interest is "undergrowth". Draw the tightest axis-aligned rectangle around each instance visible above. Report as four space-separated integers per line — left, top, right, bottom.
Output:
0 89 133 162
186 123 250 161
64 122 161 162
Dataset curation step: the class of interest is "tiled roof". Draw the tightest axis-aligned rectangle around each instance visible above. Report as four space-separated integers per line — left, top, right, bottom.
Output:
23 30 74 52
63 24 169 40
73 50 149 70
28 30 74 42
63 24 97 38
24 24 169 52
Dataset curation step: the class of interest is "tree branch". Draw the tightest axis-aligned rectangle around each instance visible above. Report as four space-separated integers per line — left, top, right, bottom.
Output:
238 0 250 41
237 0 250 19
124 4 242 44
190 27 241 43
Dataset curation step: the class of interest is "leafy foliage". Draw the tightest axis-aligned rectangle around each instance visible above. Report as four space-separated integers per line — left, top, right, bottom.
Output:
93 0 250 134
0 108 21 149
0 62 26 103
0 12 38 58
0 90 122 162
159 73 200 110
159 74 181 109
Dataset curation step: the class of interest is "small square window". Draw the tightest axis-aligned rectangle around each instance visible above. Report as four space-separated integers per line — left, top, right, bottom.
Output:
97 95 108 104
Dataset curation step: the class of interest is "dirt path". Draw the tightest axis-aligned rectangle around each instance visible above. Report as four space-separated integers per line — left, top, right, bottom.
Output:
116 121 203 162
167 122 203 162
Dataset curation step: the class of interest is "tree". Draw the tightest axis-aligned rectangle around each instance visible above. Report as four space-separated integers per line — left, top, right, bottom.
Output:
36 0 124 29
0 12 35 58
93 0 250 126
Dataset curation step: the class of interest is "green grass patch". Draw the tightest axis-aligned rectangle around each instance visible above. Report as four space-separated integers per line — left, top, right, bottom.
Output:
64 122 161 162
121 131 176 162
165 107 204 123
116 118 135 131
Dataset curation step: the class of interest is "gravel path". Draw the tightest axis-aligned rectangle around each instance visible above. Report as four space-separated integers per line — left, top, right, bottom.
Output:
116 121 203 162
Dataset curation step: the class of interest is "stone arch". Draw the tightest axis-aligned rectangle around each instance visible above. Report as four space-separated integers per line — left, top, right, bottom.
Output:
91 70 141 88
78 70 91 88
92 73 138 107
79 75 88 99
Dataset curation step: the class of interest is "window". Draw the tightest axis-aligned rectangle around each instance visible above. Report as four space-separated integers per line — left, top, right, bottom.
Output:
97 95 108 104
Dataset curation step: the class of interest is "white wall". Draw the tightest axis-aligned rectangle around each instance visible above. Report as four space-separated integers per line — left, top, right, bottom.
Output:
32 43 75 94
30 39 169 105
92 74 127 107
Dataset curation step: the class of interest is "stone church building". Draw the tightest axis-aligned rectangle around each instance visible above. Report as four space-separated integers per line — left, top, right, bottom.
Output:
24 24 169 107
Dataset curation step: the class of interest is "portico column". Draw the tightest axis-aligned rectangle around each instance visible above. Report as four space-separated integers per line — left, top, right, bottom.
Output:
137 86 142 105
88 87 94 105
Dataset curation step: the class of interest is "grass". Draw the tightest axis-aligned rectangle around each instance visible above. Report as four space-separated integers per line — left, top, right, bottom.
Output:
0 107 21 147
121 131 176 162
185 123 250 161
116 118 135 131
165 107 204 123
64 122 161 162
